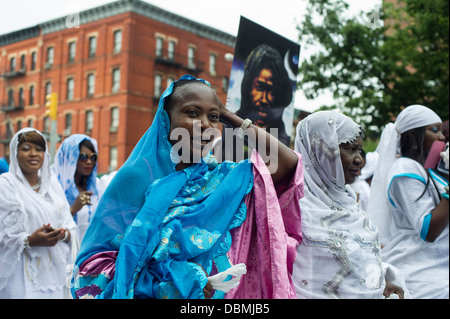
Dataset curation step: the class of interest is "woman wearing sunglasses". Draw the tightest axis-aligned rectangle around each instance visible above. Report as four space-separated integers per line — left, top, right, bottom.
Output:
53 134 104 242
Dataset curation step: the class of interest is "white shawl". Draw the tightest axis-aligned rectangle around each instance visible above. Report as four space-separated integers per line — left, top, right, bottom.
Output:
0 128 77 297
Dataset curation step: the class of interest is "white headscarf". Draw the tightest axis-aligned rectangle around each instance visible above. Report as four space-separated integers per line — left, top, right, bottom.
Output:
294 111 363 210
367 105 442 244
8 127 52 195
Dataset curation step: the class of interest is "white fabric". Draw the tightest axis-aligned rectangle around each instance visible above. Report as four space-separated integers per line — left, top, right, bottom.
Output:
381 158 448 299
368 105 442 245
208 263 247 293
360 151 379 180
350 178 371 211
293 111 392 299
0 128 77 298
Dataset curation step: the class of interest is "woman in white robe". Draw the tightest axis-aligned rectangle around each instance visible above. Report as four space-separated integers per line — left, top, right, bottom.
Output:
293 111 406 299
0 128 77 299
368 105 448 299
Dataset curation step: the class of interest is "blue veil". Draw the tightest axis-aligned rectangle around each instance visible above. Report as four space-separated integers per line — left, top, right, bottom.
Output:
72 75 253 299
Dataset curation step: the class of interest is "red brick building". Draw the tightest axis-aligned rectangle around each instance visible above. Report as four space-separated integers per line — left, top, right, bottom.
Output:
0 0 235 174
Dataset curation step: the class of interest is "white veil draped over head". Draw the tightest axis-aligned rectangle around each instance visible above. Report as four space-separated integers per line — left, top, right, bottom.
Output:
367 105 442 245
294 111 363 210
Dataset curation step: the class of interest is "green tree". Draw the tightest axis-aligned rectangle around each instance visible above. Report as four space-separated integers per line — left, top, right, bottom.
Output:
297 0 449 134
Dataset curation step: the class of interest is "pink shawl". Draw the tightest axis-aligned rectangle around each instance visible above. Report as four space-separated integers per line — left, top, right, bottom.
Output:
226 151 304 299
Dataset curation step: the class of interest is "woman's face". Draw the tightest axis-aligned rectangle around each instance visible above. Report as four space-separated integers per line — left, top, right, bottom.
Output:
17 142 45 177
424 122 446 154
167 83 222 165
339 135 364 185
76 145 97 177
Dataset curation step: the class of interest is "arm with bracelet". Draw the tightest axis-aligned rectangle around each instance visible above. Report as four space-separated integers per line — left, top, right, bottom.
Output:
220 108 299 185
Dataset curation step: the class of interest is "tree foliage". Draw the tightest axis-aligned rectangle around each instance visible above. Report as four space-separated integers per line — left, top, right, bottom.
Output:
297 0 449 134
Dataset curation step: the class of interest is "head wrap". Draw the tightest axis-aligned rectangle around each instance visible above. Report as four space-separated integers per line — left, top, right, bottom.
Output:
367 105 442 244
52 134 99 206
294 111 363 201
9 127 52 195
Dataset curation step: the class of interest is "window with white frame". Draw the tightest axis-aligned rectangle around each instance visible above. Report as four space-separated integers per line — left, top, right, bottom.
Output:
10 57 16 71
29 85 35 105
113 30 122 54
168 40 176 61
112 68 120 93
31 52 37 70
187 46 196 69
209 53 216 76
46 47 54 67
87 73 95 97
85 110 94 133
88 36 97 58
65 113 72 136
110 106 119 132
66 78 74 101
156 37 164 57
68 42 76 63
154 74 162 98
109 146 118 171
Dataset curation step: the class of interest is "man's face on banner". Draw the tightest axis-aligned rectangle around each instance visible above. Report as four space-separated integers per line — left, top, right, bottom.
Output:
250 68 275 117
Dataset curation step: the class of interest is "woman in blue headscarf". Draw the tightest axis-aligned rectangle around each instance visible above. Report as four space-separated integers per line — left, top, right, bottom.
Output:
71 75 303 299
52 134 103 242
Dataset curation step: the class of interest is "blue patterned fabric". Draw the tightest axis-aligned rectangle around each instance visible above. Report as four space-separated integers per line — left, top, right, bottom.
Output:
72 75 254 299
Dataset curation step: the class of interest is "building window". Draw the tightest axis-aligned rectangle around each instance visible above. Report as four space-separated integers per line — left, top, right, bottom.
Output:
87 73 95 97
65 113 72 136
29 85 35 105
46 47 54 67
18 88 24 107
20 54 26 70
154 74 162 98
68 42 76 63
222 76 229 93
17 120 22 131
27 119 33 128
156 37 164 57
109 146 118 171
113 30 122 54
31 52 37 70
85 110 94 133
44 81 52 103
66 78 74 101
7 89 14 107
110 107 119 132
88 36 97 58
168 40 176 61
187 47 196 69
112 68 120 93
209 53 216 76
10 57 16 72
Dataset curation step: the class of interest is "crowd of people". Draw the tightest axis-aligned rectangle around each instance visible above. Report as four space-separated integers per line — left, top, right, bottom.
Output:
0 75 448 299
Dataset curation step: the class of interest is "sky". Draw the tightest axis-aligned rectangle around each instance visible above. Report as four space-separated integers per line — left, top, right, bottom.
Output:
0 0 381 112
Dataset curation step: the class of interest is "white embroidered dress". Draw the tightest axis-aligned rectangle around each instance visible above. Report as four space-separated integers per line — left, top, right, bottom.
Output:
0 128 77 298
293 112 406 299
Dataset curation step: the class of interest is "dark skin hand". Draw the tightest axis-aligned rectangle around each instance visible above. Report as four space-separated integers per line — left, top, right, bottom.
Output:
220 108 298 185
27 224 70 247
384 279 405 299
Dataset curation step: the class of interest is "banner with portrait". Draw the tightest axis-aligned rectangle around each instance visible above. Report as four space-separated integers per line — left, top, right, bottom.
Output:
226 16 301 146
